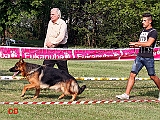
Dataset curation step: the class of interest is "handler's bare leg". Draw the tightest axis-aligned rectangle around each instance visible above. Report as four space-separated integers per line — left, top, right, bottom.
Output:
150 75 160 100
116 72 136 99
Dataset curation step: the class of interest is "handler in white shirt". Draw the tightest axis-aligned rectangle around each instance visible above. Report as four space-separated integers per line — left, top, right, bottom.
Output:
43 8 69 73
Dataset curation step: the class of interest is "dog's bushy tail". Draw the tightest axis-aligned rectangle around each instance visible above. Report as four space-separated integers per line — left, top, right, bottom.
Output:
78 85 86 95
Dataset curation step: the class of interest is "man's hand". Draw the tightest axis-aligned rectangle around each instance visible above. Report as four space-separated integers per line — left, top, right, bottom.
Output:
46 42 56 48
129 42 139 47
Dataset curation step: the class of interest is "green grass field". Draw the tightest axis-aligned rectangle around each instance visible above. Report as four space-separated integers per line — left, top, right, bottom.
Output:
0 59 160 120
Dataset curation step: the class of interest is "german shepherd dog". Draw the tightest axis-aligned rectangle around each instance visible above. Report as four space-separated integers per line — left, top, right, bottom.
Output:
9 57 86 101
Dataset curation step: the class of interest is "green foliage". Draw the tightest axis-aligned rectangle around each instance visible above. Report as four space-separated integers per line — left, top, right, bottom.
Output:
67 0 160 48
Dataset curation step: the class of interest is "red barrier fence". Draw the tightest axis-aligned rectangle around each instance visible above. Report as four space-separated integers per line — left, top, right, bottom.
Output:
0 46 160 60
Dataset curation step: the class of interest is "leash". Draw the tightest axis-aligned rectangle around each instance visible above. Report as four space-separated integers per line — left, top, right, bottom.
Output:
27 65 46 75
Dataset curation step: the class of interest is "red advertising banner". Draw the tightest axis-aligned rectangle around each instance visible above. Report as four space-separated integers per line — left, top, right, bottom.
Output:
0 46 160 60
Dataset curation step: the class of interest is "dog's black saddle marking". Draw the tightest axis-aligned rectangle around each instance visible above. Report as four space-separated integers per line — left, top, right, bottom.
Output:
41 66 76 86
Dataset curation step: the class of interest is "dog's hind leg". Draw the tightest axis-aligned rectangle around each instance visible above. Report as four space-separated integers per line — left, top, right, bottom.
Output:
57 83 69 100
58 94 65 100
58 93 77 101
70 93 78 101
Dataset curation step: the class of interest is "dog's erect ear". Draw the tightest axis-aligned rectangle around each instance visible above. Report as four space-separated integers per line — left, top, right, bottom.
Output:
19 56 24 63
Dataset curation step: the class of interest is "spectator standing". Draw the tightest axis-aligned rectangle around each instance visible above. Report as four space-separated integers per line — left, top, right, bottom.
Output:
43 8 69 73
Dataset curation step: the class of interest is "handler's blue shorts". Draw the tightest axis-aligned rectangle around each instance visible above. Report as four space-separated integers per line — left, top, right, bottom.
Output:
131 56 155 76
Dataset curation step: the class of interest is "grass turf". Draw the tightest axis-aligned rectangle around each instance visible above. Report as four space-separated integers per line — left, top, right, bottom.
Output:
0 59 160 120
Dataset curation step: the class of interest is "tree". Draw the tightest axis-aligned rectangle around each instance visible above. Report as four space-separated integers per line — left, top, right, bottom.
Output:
0 0 19 44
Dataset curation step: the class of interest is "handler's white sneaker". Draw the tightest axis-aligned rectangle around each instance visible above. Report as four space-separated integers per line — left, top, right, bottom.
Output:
116 93 129 100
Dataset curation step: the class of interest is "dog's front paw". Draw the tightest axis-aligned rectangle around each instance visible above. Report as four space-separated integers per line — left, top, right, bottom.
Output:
33 96 38 99
58 97 62 100
20 94 25 97
58 94 65 100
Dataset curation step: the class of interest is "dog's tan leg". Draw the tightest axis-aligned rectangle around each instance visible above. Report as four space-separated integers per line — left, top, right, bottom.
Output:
33 88 40 99
21 84 29 97
21 84 39 98
70 93 78 101
58 94 65 100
